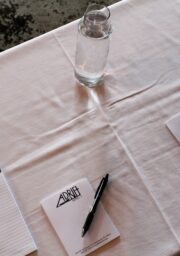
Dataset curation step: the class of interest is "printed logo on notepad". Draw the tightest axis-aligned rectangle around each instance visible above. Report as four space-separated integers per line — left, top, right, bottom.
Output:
56 186 81 207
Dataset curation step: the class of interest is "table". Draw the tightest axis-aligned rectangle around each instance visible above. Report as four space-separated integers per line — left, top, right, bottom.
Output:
0 0 180 255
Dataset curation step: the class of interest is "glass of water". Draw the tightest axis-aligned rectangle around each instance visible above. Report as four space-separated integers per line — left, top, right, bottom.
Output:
74 4 112 87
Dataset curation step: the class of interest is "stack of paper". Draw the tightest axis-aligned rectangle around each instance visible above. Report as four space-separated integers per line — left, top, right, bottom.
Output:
0 170 37 256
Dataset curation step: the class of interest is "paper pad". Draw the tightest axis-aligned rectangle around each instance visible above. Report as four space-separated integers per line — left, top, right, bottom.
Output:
41 178 120 256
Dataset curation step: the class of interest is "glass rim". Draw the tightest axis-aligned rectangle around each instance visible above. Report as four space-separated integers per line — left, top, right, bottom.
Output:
84 4 111 23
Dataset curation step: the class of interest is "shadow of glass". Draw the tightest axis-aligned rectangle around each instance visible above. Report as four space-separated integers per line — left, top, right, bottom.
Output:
87 75 110 107
75 73 112 109
75 81 90 103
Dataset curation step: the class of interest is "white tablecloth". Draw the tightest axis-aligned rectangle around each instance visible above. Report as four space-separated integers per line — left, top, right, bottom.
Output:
0 0 180 255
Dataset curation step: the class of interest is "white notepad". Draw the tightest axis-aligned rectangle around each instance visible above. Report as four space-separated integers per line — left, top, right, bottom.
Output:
166 113 180 143
41 178 120 256
0 170 37 256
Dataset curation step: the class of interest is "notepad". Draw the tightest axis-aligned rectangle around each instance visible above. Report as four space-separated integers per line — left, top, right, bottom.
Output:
0 170 37 256
41 178 120 256
166 113 180 143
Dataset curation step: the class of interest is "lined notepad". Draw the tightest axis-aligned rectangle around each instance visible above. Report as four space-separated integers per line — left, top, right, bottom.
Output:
0 170 37 256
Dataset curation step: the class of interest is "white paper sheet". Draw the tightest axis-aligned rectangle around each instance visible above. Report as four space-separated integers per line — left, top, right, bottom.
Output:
166 113 180 143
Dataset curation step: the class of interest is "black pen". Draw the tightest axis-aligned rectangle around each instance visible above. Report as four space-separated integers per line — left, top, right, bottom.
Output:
81 173 109 237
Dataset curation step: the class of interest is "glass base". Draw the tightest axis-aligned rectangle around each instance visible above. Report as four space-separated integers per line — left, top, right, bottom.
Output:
74 71 104 88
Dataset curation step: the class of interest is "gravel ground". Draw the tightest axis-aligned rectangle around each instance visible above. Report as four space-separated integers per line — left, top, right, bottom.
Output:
0 0 119 51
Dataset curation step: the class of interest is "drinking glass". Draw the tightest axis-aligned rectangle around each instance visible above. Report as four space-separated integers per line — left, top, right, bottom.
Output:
74 4 112 87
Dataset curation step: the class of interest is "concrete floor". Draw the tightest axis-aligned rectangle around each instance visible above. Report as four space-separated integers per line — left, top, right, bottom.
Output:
0 0 119 52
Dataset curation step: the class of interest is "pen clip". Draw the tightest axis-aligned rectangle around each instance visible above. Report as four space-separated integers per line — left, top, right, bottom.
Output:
94 178 104 199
